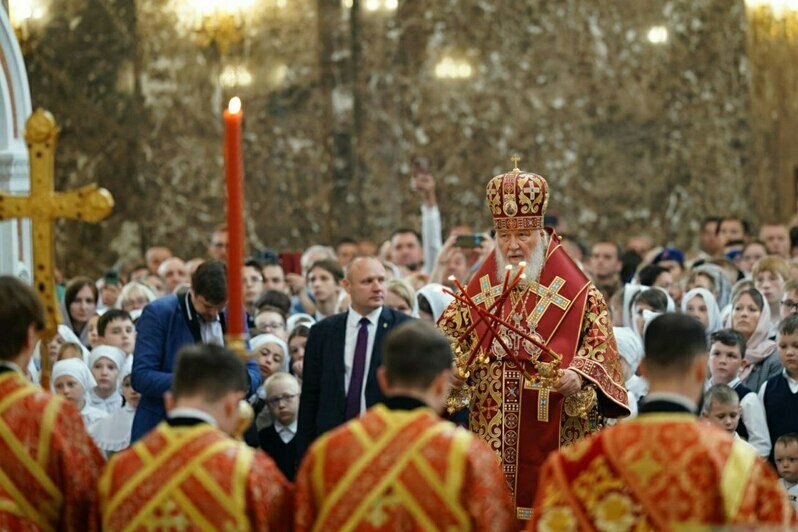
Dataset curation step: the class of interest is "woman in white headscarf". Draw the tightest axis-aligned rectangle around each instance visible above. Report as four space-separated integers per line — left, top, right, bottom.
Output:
724 287 781 392
416 283 455 323
613 327 646 417
51 358 107 431
680 287 722 341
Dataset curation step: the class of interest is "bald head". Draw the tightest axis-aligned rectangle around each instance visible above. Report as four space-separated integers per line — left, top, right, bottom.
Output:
344 257 386 315
158 257 189 294
146 246 172 274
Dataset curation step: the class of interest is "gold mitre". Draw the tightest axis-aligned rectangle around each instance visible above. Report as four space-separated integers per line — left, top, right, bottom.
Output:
485 156 549 230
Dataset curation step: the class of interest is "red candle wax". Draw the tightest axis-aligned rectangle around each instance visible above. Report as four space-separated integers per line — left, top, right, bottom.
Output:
224 97 245 336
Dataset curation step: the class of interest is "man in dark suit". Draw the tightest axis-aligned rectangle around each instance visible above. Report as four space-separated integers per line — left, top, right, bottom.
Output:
131 260 260 441
297 256 413 458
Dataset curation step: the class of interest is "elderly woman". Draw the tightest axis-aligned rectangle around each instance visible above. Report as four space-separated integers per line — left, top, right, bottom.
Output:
62 277 98 347
116 281 157 319
725 287 781 392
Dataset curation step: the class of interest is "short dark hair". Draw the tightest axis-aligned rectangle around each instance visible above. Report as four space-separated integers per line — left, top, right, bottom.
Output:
98 309 133 337
255 305 287 323
716 216 750 237
644 313 707 376
382 320 452 388
64 277 98 313
702 383 739 414
0 276 45 360
701 216 722 230
191 260 227 304
775 433 798 448
779 314 798 336
308 259 344 284
390 228 422 245
633 288 669 312
255 290 291 316
289 324 311 343
244 258 265 273
637 265 669 287
710 329 746 359
172 344 248 401
335 237 358 247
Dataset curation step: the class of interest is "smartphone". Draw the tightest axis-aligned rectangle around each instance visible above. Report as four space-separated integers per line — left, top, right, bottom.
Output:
413 158 430 176
455 234 484 248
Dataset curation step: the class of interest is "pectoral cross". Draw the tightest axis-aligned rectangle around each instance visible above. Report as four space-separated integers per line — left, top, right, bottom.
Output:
0 109 114 387
527 276 570 327
472 275 503 308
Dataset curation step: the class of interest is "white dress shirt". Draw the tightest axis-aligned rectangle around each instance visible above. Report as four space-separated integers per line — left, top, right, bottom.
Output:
782 479 798 513
274 419 297 444
758 369 798 400
344 306 383 415
185 292 224 346
706 377 772 457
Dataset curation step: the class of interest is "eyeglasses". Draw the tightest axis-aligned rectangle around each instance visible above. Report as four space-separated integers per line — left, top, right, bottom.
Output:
257 322 285 331
266 394 298 407
243 276 264 285
781 300 798 311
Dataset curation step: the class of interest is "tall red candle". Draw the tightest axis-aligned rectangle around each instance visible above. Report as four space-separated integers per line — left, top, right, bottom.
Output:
224 97 245 337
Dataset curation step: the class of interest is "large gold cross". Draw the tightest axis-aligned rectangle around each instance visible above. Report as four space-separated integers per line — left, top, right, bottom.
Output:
0 109 114 386
472 275 503 308
527 276 570 328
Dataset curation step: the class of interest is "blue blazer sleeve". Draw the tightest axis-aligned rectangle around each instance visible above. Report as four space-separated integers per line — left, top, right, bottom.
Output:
246 359 260 395
131 302 173 398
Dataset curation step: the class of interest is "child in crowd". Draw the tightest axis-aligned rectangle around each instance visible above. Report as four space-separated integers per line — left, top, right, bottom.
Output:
760 315 798 455
774 434 798 512
88 345 127 413
702 384 750 448
613 326 646 417
288 324 310 381
57 342 84 362
258 372 301 481
91 357 139 457
86 314 101 348
52 358 107 432
97 309 136 355
249 334 290 431
706 329 771 457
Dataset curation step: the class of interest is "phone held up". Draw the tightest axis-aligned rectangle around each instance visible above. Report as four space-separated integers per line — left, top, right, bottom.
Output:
455 234 484 248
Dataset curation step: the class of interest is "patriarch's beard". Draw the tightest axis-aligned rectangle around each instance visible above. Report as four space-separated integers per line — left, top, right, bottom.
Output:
496 236 547 287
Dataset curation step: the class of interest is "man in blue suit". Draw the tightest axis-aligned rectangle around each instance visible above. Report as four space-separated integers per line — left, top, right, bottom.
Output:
297 256 413 458
131 260 260 441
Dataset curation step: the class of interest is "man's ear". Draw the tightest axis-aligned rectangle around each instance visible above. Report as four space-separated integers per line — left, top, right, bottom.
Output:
638 360 650 380
164 392 175 413
693 353 708 383
341 278 352 295
377 367 389 393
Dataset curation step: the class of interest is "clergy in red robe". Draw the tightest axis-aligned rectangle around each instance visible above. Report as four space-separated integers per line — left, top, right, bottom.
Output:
99 344 292 530
438 160 630 523
295 320 515 531
0 276 105 531
531 314 797 530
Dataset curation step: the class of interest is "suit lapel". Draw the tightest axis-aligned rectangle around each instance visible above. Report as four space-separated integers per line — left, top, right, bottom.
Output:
365 308 392 402
177 290 202 344
334 312 349 397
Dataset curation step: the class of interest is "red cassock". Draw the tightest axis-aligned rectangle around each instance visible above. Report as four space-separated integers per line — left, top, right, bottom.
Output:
294 404 516 531
99 422 292 531
530 413 798 530
0 370 104 531
438 230 630 523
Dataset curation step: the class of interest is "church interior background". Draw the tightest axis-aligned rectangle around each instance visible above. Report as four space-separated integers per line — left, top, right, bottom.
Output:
2 0 797 276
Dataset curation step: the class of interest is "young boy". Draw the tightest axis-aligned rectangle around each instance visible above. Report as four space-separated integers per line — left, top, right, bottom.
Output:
774 434 798 512
258 372 300 481
706 329 771 457
97 308 136 355
702 384 744 438
761 315 798 457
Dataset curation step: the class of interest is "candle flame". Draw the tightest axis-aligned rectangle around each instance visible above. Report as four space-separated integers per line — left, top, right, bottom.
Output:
228 96 242 114
448 275 456 281
520 273 527 279
505 265 512 271
519 261 527 267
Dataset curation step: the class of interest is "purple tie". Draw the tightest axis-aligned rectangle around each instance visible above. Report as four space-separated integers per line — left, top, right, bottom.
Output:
345 317 370 420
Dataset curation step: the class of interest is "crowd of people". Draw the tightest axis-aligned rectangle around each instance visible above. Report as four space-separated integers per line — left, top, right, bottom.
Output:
3 166 798 529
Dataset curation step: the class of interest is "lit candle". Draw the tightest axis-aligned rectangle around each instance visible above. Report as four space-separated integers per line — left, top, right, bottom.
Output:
224 97 245 338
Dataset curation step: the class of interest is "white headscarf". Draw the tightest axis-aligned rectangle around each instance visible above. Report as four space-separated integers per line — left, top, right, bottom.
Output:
680 287 722 337
286 313 315 335
52 358 96 393
724 289 777 381
88 345 126 373
34 324 91 367
249 334 290 374
417 283 455 322
613 327 644 376
621 284 645 329
693 264 732 310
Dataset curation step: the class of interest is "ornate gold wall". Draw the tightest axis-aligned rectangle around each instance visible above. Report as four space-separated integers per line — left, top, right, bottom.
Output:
18 0 795 275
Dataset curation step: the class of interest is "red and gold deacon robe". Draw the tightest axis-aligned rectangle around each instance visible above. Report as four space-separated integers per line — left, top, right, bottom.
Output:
0 369 104 531
294 402 516 531
438 229 629 522
99 421 292 531
530 413 797 530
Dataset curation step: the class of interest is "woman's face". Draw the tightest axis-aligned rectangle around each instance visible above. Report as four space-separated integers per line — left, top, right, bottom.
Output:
385 290 412 315
122 288 150 312
69 285 96 326
308 267 339 303
685 295 709 329
91 358 119 393
731 293 762 340
289 336 307 378
257 343 286 380
634 302 654 336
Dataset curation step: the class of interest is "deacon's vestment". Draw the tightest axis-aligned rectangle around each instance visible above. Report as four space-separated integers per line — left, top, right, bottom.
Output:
439 233 629 519
99 416 292 531
0 366 104 531
294 397 516 531
530 401 797 530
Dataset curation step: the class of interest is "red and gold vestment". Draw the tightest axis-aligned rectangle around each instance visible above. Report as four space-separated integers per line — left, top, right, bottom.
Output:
530 413 797 530
438 231 629 521
99 422 292 531
0 370 104 531
294 403 516 531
